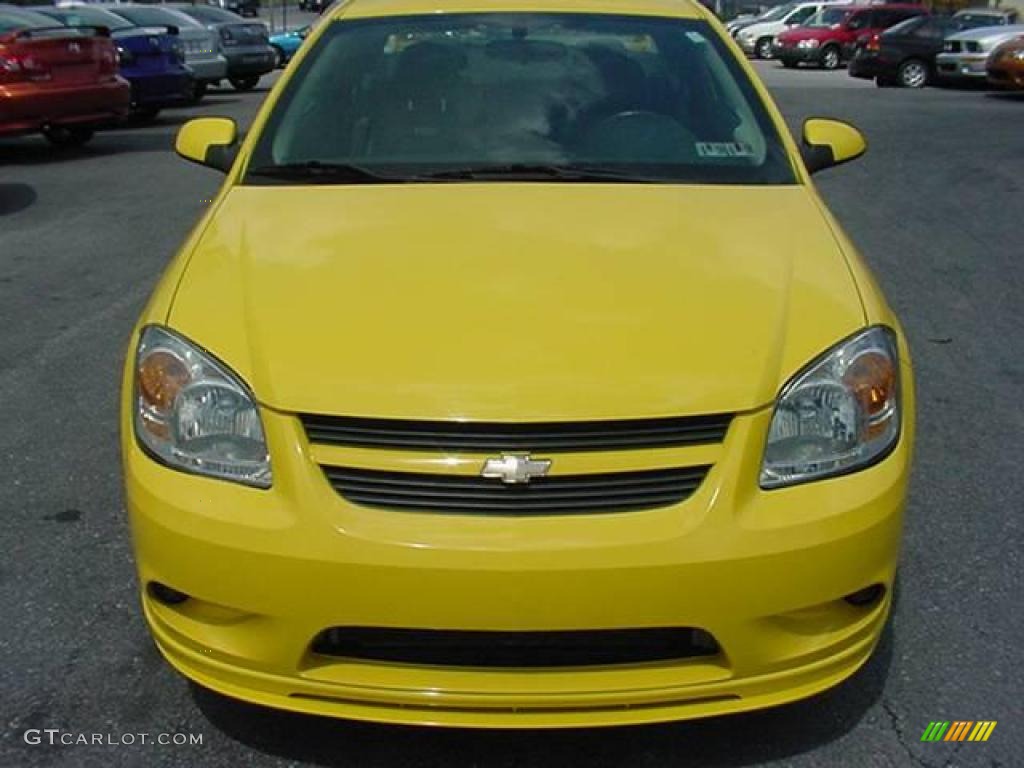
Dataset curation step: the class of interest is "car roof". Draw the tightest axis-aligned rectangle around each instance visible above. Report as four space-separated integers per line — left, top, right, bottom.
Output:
326 0 709 22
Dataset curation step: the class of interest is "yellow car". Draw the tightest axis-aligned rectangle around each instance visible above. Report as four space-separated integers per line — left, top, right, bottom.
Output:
123 0 915 728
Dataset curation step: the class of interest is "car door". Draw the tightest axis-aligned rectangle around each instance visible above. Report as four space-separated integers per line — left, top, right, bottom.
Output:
907 18 949 63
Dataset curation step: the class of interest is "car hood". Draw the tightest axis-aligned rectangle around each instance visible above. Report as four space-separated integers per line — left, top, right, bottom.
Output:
167 185 866 421
739 20 783 36
778 26 844 43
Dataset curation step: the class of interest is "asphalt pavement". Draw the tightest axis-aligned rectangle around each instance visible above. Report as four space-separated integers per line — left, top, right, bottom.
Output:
1 61 1021 768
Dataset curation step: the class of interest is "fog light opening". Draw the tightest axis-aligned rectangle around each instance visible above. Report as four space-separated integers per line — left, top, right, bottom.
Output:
844 583 885 607
148 581 190 606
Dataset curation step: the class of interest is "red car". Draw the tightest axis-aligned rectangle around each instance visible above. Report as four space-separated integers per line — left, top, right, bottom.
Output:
0 6 130 146
773 3 927 70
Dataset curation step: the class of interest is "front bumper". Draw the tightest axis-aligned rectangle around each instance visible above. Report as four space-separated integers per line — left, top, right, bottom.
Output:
935 53 988 81
737 36 758 55
124 376 914 727
987 62 1024 89
0 77 130 136
774 45 824 65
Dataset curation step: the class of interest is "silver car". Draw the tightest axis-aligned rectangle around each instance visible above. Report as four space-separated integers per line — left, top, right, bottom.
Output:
935 24 1024 82
166 3 274 91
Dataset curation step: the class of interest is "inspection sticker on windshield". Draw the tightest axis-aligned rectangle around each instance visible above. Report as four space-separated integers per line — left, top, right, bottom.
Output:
696 141 755 159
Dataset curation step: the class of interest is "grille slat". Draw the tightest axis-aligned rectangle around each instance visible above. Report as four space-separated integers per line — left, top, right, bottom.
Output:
323 466 709 515
301 414 732 453
311 627 720 667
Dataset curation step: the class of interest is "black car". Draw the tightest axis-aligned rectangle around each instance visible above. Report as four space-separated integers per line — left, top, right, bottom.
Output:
849 15 980 88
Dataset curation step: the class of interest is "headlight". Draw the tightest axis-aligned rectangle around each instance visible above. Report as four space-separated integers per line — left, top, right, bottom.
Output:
797 39 821 49
760 326 900 489
134 326 271 488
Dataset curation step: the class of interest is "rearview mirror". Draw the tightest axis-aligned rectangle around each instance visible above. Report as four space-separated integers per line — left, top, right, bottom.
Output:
800 118 866 174
175 117 238 172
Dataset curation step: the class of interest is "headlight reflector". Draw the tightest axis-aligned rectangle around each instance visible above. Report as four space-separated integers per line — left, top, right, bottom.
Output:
760 326 900 489
134 326 271 488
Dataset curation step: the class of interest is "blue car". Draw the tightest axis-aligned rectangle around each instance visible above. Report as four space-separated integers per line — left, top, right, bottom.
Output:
35 6 192 119
268 24 308 68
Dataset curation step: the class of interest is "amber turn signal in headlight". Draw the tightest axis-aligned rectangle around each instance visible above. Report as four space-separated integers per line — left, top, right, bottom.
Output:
760 326 900 489
134 326 271 488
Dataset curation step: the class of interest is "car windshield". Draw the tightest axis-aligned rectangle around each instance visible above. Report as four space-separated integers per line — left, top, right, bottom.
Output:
246 13 795 186
953 13 1005 27
111 6 200 29
759 4 797 22
174 6 244 24
38 8 133 31
882 17 920 36
805 8 851 28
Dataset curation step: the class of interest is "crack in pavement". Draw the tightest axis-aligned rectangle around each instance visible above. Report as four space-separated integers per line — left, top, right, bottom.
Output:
881 698 936 768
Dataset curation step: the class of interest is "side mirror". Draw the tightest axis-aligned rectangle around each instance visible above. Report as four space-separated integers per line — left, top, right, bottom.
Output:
800 118 866 174
174 117 238 172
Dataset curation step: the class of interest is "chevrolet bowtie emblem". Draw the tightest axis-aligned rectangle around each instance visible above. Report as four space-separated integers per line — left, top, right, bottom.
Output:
481 454 552 484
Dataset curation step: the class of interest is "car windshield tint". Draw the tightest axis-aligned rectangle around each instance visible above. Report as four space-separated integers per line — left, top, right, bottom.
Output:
41 9 133 31
246 13 795 186
806 8 850 28
113 7 199 28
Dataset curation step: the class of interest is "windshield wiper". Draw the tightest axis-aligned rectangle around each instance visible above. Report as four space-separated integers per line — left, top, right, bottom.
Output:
418 163 662 182
245 161 400 184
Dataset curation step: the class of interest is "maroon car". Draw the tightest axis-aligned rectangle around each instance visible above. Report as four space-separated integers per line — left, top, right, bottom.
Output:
0 6 130 146
773 3 927 70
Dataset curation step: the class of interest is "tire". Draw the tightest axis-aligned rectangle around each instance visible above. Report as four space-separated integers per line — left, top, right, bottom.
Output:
271 45 285 69
897 58 928 89
42 125 93 148
756 37 774 60
821 45 841 70
186 80 207 105
229 75 259 91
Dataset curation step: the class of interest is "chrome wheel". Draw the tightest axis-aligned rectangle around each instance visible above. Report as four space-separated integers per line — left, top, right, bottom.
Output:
898 59 928 88
821 46 840 70
756 37 774 60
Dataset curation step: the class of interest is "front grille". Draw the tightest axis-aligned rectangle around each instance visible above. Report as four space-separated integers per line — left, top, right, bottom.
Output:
946 41 962 53
965 41 981 54
301 413 732 453
310 627 720 667
323 465 709 514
